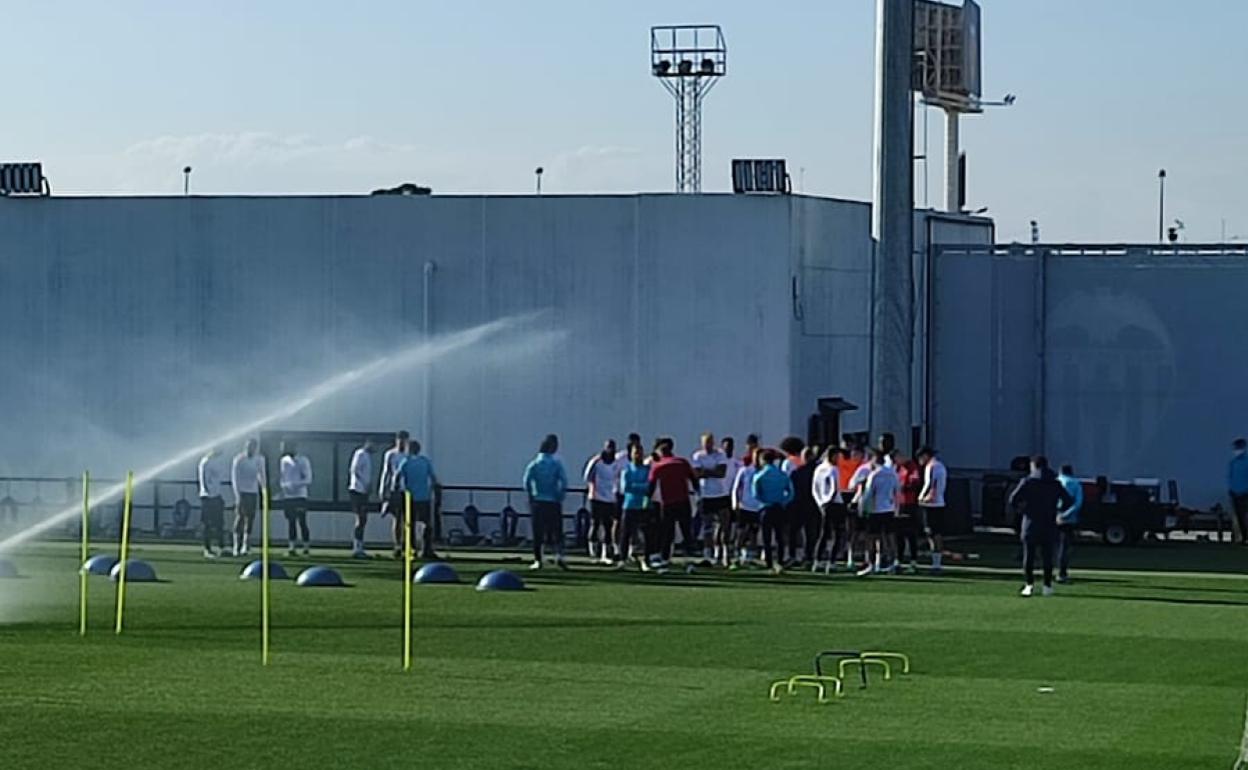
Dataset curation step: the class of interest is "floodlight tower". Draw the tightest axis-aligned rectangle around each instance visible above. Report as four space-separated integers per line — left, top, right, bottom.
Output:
650 25 726 194
913 0 983 213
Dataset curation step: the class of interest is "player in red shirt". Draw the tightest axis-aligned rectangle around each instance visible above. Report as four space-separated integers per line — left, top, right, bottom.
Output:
648 437 699 568
894 453 923 573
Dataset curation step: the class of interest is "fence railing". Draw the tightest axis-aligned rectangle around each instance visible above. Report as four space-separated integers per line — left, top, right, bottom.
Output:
0 476 595 546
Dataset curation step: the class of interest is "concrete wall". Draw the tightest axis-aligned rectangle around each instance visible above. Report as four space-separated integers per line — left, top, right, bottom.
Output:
789 197 874 435
0 193 879 499
913 212 994 438
929 244 1248 509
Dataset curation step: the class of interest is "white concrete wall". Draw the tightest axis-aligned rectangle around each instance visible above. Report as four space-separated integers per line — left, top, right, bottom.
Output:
789 197 874 437
0 194 875 500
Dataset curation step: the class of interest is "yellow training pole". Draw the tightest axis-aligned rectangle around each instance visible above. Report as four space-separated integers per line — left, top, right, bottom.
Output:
78 470 90 636
403 491 413 671
262 487 271 666
113 471 134 635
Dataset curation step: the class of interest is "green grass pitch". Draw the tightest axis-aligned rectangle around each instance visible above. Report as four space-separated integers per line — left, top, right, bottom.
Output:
1 541 1246 769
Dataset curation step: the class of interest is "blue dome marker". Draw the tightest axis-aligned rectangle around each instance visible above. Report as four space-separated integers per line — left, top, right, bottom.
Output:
239 560 289 581
295 566 346 587
414 562 460 584
109 560 158 583
81 554 119 576
475 570 526 592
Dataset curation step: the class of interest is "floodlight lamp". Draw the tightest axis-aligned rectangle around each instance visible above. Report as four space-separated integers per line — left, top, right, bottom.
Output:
678 59 693 75
700 58 715 74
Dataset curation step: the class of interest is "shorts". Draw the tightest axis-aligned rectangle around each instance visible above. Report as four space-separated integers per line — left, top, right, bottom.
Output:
200 496 225 528
736 509 760 528
383 491 405 517
703 496 732 531
591 500 619 527
923 506 949 536
236 492 258 520
408 499 432 524
895 503 921 531
349 491 369 515
283 497 308 519
866 512 895 535
821 501 848 529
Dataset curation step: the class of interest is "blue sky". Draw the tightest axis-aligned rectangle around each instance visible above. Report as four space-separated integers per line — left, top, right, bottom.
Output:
6 0 1246 242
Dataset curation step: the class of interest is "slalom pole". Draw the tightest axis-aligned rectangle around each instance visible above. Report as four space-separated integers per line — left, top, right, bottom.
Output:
78 470 90 636
113 471 134 635
403 491 413 671
262 486 271 666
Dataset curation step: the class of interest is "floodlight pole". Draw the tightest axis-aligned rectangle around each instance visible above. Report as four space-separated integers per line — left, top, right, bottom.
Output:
870 0 915 449
944 109 960 213
1157 169 1166 243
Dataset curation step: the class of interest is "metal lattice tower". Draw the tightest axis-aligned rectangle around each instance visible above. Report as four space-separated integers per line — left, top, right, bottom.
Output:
651 26 726 194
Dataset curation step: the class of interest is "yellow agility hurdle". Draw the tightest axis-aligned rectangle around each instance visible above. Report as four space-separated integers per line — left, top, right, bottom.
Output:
769 678 830 704
861 651 911 675
787 675 845 699
839 656 891 682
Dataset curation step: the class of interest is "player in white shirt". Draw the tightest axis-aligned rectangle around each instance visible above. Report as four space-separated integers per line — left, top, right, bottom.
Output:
197 449 227 558
917 447 950 574
811 447 847 573
347 440 375 558
845 449 875 570
691 432 730 568
730 451 763 569
379 431 410 557
583 439 626 564
230 438 267 557
858 452 900 577
278 441 313 556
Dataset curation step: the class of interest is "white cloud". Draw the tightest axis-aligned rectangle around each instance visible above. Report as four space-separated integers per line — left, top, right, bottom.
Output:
112 131 446 194
123 131 421 168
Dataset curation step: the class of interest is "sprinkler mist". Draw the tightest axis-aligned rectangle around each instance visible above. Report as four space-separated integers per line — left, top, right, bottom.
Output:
0 311 559 555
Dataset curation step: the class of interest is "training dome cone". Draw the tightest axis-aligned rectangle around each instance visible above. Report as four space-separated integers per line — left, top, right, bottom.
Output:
239 560 289 581
0 558 19 579
109 560 158 583
295 566 346 587
414 562 460 584
81 554 119 576
475 570 526 592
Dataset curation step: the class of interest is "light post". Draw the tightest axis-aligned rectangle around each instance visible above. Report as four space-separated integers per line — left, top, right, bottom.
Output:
1157 169 1166 243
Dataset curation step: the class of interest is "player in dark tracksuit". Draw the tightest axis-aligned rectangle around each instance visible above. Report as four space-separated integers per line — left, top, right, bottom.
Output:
1008 456 1074 597
785 449 819 566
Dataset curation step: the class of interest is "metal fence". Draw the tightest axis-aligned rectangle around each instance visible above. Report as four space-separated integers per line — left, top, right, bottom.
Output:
0 476 594 547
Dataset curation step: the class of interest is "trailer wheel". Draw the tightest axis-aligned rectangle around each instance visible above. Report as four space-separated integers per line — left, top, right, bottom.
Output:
1103 520 1130 546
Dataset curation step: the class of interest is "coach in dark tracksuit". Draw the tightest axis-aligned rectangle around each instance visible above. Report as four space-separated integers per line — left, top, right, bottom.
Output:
1008 456 1074 597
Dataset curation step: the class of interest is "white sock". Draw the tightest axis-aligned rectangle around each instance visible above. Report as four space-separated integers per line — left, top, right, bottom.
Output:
232 533 240 553
934 552 943 568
